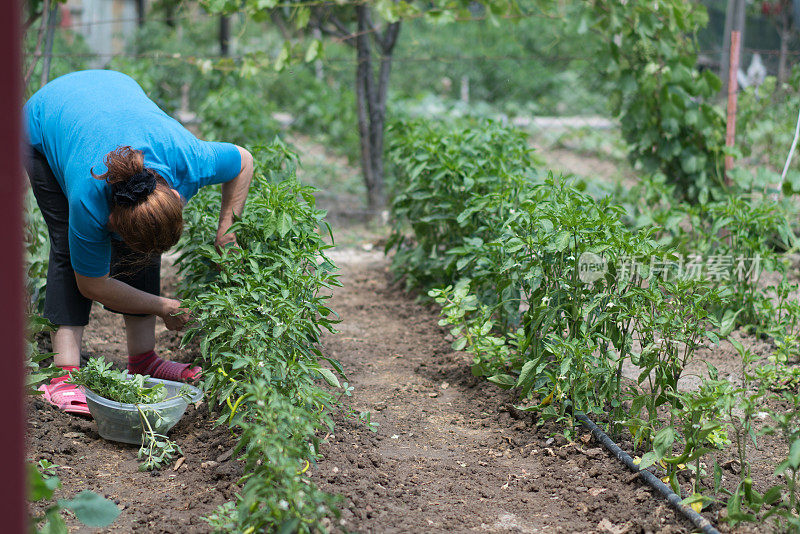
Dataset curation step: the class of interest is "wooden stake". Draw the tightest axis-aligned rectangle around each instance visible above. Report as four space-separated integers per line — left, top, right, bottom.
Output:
725 30 742 182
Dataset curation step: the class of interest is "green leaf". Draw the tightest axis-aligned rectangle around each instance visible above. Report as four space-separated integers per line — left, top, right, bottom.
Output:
294 6 310 29
515 359 540 389
278 212 292 238
763 485 782 505
576 13 589 34
548 230 571 252
304 40 322 63
638 451 658 470
487 374 516 389
28 463 59 501
40 508 69 534
652 427 675 458
719 309 741 337
424 9 456 25
321 357 346 379
317 368 341 389
702 69 722 93
58 490 121 527
278 518 301 534
789 438 800 469
274 42 291 72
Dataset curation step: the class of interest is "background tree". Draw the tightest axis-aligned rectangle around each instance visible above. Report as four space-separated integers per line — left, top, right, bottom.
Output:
201 0 521 211
759 0 800 83
23 0 65 88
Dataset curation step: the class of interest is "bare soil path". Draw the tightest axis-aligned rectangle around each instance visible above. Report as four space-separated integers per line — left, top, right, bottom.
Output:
313 248 691 534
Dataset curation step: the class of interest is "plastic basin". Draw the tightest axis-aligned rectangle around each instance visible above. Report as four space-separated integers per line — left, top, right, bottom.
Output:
82 376 203 445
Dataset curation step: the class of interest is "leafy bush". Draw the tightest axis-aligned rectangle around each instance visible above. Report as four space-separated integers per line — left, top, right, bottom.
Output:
588 0 727 204
197 83 281 146
176 139 343 532
735 66 800 194
273 68 360 163
389 118 725 422
695 196 796 328
386 118 540 318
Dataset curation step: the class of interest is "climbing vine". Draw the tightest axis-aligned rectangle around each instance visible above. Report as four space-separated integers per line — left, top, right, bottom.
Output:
588 0 727 203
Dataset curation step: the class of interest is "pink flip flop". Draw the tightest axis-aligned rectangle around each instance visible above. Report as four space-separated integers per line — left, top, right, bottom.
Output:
38 379 92 417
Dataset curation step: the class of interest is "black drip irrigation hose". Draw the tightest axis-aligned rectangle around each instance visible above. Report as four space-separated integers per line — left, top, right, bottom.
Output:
575 412 721 534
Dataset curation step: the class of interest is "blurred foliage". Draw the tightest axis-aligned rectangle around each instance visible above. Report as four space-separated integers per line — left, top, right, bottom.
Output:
390 13 608 115
24 27 91 96
108 17 233 114
28 1 800 208
24 191 49 316
589 0 727 204
271 67 360 163
735 66 800 194
197 82 281 146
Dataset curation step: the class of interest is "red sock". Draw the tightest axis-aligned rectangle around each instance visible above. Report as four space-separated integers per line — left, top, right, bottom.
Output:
128 350 200 381
128 350 157 370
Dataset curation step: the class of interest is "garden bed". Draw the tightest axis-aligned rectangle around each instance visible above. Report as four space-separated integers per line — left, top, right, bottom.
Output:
26 262 242 532
28 246 794 533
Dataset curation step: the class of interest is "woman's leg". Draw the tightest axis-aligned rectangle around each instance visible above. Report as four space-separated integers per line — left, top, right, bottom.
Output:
26 147 92 415
107 239 160 357
51 325 83 367
26 147 93 364
107 240 201 382
123 314 156 357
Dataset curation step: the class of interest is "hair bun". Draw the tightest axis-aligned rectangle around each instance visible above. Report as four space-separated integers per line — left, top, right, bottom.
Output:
111 170 157 207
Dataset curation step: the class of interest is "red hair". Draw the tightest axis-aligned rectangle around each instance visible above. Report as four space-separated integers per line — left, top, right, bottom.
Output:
93 146 183 255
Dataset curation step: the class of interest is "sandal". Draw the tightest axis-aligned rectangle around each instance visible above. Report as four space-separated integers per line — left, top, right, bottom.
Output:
38 375 91 417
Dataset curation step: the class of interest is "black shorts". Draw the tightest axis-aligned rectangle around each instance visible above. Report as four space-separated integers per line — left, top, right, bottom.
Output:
25 147 161 326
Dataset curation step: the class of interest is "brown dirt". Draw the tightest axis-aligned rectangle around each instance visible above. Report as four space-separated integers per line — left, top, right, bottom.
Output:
312 248 693 534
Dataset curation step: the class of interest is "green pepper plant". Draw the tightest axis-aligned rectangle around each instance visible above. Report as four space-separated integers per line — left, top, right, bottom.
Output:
176 139 345 532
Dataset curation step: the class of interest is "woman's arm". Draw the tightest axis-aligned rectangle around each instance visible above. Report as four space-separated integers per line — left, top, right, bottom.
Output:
75 273 190 331
215 145 253 250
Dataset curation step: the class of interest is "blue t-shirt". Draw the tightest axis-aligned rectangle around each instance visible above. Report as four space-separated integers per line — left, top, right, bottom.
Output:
24 70 242 277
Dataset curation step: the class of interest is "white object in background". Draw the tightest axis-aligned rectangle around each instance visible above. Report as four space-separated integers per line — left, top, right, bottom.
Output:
737 53 767 89
780 104 800 186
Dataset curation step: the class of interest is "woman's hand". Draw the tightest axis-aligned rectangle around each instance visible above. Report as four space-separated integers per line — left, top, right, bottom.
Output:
214 231 239 253
160 298 192 331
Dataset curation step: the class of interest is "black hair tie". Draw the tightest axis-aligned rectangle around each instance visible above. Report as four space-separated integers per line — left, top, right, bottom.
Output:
111 170 157 207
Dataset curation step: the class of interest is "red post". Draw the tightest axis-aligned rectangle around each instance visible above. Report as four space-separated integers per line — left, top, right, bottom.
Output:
1 0 27 531
725 30 742 182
